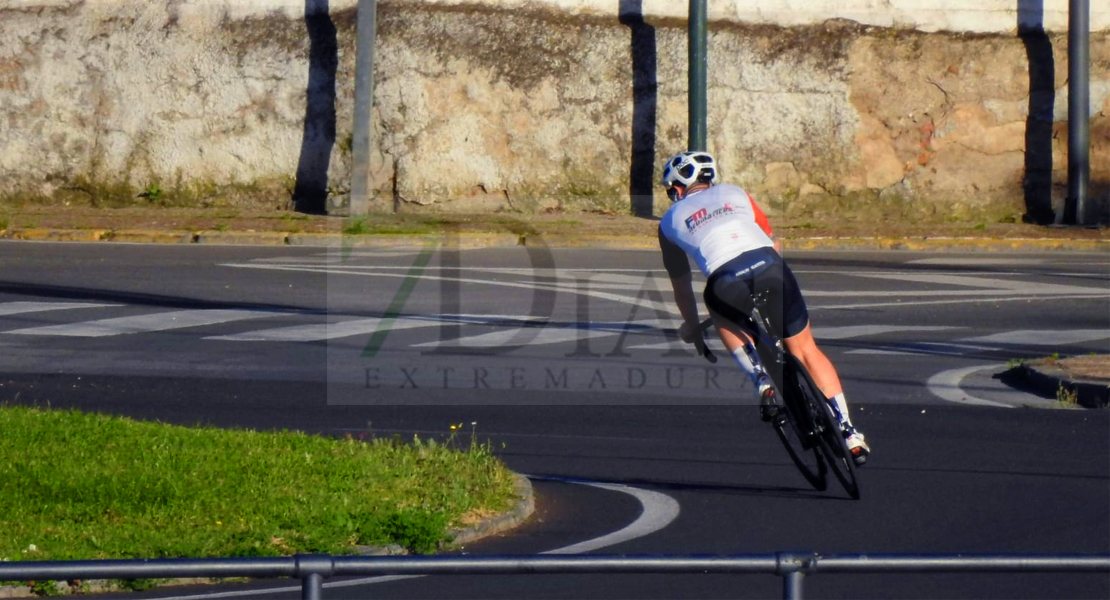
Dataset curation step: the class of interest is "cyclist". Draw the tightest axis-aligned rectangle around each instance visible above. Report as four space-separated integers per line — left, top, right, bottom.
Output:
657 150 871 465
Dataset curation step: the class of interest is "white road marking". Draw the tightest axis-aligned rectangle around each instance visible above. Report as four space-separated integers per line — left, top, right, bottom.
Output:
0 301 118 316
811 325 962 339
846 342 998 357
150 479 681 600
814 293 1110 311
627 338 727 352
208 317 442 342
905 258 1046 266
845 272 1104 296
926 364 1012 408
5 309 281 337
221 263 680 315
959 329 1110 347
539 479 681 554
414 327 614 348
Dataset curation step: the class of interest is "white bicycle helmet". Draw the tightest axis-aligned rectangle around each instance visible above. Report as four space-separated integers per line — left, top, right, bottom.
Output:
661 151 717 201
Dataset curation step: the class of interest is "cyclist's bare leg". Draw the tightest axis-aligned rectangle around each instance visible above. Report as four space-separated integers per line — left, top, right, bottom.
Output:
783 323 843 398
709 313 754 353
787 324 870 461
708 312 768 385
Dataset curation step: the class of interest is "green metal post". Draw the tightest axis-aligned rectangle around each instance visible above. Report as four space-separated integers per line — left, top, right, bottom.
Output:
688 0 708 151
1066 0 1090 224
350 0 378 215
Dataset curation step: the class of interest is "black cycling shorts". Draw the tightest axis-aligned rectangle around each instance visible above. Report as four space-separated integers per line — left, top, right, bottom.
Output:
703 247 810 340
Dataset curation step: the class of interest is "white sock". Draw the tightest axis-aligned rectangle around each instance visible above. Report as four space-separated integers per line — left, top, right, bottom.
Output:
829 393 852 426
731 345 769 391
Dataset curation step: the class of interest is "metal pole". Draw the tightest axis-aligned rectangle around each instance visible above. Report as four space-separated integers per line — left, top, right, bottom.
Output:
350 0 379 216
688 0 708 151
782 571 804 600
1066 0 1090 225
302 573 323 600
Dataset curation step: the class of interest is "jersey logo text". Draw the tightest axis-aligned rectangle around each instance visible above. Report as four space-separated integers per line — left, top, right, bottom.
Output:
684 203 735 232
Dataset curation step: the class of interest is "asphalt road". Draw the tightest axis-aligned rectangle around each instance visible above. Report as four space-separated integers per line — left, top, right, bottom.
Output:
1 241 1108 599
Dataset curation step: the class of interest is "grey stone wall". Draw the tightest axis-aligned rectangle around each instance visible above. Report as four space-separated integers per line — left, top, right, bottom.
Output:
0 1 1106 221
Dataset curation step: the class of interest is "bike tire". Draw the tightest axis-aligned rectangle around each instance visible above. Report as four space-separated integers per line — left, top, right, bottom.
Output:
763 363 827 492
788 355 860 500
771 402 828 492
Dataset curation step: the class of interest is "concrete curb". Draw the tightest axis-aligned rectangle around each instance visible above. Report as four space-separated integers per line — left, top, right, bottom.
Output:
782 236 1109 252
353 473 535 555
2 227 1107 251
1015 363 1110 409
448 473 535 547
0 475 534 597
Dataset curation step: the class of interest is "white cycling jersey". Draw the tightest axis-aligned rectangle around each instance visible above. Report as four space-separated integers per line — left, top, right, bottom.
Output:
658 183 774 278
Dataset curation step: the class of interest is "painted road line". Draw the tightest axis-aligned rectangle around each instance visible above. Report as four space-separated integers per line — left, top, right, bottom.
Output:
207 317 443 342
959 329 1110 347
845 342 997 357
539 479 681 555
413 327 615 348
627 338 728 352
150 479 681 600
926 364 1012 408
905 258 1047 266
413 318 676 349
844 272 1105 296
811 325 963 339
221 263 680 316
208 314 546 342
5 309 281 337
361 245 438 358
814 293 1110 311
0 301 118 317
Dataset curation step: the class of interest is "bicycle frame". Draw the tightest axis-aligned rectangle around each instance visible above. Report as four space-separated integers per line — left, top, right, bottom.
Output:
693 291 860 499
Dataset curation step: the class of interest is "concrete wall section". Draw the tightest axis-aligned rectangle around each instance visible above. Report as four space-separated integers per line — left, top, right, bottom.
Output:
0 0 1107 219
6 0 1106 31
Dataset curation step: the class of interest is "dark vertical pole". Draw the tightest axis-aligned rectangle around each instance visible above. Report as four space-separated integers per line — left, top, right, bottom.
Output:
688 0 708 151
301 573 323 600
1066 0 1090 224
782 572 804 600
350 0 378 215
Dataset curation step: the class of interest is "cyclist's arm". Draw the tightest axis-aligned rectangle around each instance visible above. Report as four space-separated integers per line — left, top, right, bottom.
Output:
669 273 701 343
659 226 700 342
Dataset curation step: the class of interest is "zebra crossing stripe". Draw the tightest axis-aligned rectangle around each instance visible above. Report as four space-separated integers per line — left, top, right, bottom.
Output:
0 301 118 316
5 309 282 337
207 317 443 342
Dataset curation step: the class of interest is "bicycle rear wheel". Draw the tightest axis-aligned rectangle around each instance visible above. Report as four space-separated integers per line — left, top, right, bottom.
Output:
771 400 827 492
787 355 860 500
762 370 827 492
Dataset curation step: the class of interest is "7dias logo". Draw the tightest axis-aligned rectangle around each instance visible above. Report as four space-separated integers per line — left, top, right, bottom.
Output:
684 203 735 232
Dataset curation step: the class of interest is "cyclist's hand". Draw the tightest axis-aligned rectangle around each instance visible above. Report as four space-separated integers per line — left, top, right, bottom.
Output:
678 321 697 344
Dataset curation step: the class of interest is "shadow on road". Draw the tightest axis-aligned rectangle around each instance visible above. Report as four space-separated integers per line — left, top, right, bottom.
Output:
0 281 323 314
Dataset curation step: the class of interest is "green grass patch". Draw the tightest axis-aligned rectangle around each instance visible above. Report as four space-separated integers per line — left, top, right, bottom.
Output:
0 407 515 561
342 216 442 236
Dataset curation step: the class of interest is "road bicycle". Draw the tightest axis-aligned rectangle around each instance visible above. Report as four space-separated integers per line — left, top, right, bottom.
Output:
692 291 860 500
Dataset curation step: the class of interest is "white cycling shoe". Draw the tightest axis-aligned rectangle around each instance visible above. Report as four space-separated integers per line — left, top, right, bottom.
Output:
842 425 870 466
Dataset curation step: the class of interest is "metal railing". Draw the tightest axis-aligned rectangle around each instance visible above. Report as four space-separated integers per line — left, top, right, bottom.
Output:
2 552 1107 600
